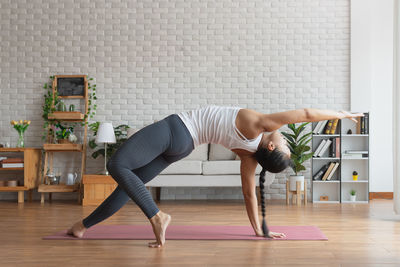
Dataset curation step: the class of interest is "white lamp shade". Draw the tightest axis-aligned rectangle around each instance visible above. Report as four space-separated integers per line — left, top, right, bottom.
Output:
96 122 116 144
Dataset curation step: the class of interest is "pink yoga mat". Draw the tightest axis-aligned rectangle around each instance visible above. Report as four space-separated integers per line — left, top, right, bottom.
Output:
43 225 327 241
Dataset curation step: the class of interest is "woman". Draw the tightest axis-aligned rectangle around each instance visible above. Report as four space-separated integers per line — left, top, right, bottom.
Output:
67 105 363 247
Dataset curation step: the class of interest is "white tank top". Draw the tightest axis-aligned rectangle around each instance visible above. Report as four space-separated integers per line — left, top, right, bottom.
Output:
177 105 263 152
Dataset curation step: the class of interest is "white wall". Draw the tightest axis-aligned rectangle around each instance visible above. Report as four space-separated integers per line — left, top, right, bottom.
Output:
0 0 351 200
351 0 394 192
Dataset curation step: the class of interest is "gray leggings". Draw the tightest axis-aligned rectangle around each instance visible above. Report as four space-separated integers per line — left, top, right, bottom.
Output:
82 114 194 228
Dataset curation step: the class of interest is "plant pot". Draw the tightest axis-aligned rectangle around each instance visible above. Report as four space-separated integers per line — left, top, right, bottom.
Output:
350 195 356 202
289 175 304 191
57 139 72 144
352 175 358 181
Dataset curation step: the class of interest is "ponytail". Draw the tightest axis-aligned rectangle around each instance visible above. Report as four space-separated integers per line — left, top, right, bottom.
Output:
259 168 269 237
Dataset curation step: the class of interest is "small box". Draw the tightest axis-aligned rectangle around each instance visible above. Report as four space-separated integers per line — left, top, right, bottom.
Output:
320 195 329 201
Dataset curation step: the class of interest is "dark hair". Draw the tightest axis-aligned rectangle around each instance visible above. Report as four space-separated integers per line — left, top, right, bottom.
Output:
253 147 292 237
259 168 269 237
253 146 292 174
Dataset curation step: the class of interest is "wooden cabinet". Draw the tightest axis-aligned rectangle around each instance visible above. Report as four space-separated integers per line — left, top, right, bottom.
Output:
82 174 117 206
82 174 164 206
0 148 41 203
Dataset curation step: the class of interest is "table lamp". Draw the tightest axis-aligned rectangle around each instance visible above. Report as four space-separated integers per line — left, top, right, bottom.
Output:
96 122 116 175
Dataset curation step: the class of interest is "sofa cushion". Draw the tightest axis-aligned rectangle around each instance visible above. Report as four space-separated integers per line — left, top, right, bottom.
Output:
182 144 208 161
209 144 236 160
160 160 202 175
203 160 264 175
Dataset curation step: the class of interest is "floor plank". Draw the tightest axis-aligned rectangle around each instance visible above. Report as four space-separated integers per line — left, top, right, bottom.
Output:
0 199 399 266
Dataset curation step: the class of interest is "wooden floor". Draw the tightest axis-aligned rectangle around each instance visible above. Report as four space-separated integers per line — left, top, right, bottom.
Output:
1 199 400 267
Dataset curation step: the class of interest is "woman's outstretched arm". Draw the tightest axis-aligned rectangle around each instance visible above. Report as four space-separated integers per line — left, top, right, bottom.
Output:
260 108 364 132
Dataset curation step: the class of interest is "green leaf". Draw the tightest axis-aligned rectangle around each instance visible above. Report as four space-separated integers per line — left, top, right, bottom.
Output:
281 132 295 143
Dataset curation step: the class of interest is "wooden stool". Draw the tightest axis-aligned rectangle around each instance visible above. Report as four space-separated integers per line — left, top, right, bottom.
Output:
286 180 307 206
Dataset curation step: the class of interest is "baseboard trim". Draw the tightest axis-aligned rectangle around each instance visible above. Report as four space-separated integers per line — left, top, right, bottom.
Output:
369 192 393 200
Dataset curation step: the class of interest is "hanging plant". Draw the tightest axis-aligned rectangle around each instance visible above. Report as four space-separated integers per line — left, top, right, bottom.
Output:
42 76 60 141
82 76 97 126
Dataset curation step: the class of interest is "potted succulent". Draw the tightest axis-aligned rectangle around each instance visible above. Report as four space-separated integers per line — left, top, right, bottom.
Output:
350 189 356 202
282 122 313 191
352 171 358 181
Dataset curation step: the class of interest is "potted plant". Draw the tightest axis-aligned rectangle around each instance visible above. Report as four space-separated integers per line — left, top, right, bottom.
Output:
282 122 313 191
350 189 356 202
53 123 75 144
352 171 358 181
88 122 130 160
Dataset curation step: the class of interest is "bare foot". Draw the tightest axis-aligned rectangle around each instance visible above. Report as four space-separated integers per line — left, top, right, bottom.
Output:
67 220 87 238
148 211 171 248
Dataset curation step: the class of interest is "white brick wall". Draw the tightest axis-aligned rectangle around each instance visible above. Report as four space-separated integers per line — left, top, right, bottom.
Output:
0 0 350 201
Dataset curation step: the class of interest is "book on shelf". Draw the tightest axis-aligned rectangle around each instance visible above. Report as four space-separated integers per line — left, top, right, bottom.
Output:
313 120 328 134
314 139 327 157
356 113 369 134
1 158 24 163
342 153 368 158
326 162 340 180
313 121 323 134
329 137 340 158
329 119 339 134
317 139 332 157
0 157 7 161
324 120 333 134
2 163 24 168
345 150 368 154
313 162 330 180
321 162 336 181
364 112 369 134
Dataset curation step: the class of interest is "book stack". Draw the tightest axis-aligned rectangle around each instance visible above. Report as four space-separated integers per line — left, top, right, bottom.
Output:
1 158 24 168
313 138 340 157
313 119 340 135
313 162 340 181
342 150 369 159
356 113 369 134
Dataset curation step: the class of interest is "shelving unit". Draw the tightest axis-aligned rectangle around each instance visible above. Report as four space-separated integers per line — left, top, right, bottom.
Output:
38 75 89 204
311 113 369 203
340 116 370 203
0 148 41 203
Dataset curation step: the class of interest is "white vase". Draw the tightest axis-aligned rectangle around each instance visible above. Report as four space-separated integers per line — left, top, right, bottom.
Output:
350 195 356 202
289 175 304 191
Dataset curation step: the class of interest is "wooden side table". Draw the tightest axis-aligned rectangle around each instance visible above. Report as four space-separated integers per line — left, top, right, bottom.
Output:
286 180 307 206
82 174 161 206
82 174 117 206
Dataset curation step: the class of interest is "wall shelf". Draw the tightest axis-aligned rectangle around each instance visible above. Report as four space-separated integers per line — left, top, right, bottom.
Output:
48 111 84 121
43 144 83 152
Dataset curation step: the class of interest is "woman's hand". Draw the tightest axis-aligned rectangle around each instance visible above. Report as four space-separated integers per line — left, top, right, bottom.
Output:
255 229 286 239
338 110 364 123
267 231 286 239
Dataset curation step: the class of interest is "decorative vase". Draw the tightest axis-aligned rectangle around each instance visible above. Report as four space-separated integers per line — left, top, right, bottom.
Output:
68 133 78 143
58 101 67 111
17 131 25 148
57 139 71 144
69 104 75 111
350 195 356 202
289 175 304 191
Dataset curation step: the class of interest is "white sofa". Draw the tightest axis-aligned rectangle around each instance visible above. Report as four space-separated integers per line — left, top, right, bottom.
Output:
146 143 274 202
